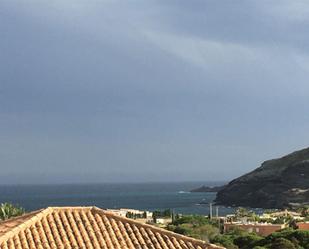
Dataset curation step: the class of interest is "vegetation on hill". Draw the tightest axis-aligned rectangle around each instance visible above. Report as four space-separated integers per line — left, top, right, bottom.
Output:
216 147 309 208
190 185 225 193
212 227 263 249
126 211 147 219
168 213 309 249
167 215 220 242
152 209 172 218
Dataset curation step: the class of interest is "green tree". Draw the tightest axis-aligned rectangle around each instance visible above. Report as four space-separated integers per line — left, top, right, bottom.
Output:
270 238 296 249
168 214 220 242
257 228 309 249
152 209 171 220
211 234 238 249
172 214 218 227
298 206 309 217
235 208 251 218
233 234 263 249
0 203 25 221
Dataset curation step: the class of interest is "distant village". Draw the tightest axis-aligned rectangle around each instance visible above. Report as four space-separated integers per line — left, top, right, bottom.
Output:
108 205 309 237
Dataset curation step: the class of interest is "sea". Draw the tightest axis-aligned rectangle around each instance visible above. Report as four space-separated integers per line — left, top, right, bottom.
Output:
0 181 262 216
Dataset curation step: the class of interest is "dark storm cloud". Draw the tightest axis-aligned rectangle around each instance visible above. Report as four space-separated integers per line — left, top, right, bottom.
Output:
1 0 309 183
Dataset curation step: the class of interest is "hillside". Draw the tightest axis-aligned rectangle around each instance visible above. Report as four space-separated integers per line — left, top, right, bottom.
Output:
215 147 309 208
190 185 225 193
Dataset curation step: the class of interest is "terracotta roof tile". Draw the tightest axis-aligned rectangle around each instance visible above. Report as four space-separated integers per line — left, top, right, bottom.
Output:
0 207 224 249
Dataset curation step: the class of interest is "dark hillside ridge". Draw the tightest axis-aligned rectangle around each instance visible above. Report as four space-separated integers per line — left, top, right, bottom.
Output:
215 147 309 208
190 185 225 193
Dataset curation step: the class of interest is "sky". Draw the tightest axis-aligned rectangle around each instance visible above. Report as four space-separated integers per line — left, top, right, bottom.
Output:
1 0 309 184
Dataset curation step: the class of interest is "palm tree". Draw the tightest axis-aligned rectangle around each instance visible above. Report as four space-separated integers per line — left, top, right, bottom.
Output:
0 203 25 221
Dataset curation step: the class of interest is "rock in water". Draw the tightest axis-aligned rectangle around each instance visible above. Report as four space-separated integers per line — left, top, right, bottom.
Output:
215 147 309 208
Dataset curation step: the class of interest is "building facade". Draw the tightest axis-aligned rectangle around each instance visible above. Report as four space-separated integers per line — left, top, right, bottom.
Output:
224 222 287 236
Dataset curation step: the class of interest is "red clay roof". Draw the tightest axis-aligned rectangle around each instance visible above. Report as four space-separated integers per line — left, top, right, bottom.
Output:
0 207 224 249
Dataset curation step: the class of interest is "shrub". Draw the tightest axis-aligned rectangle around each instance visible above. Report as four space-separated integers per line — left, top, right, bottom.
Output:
0 203 25 220
270 238 296 249
233 234 263 249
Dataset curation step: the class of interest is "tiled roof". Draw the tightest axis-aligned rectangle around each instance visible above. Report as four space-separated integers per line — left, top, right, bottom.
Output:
0 207 224 249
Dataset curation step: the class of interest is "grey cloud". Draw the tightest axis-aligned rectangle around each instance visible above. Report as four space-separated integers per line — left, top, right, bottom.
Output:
1 0 309 183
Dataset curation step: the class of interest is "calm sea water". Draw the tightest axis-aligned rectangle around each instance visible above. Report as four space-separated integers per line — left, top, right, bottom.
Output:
0 182 241 216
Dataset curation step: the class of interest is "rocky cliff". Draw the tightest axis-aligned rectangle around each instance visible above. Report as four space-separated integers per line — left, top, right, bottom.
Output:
215 147 309 208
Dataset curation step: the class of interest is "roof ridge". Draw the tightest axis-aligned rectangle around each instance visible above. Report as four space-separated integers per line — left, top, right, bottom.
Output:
91 207 223 249
49 206 95 211
0 207 53 245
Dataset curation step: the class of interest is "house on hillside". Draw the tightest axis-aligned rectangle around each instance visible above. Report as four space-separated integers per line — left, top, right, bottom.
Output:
297 222 309 230
107 208 153 223
224 222 287 236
